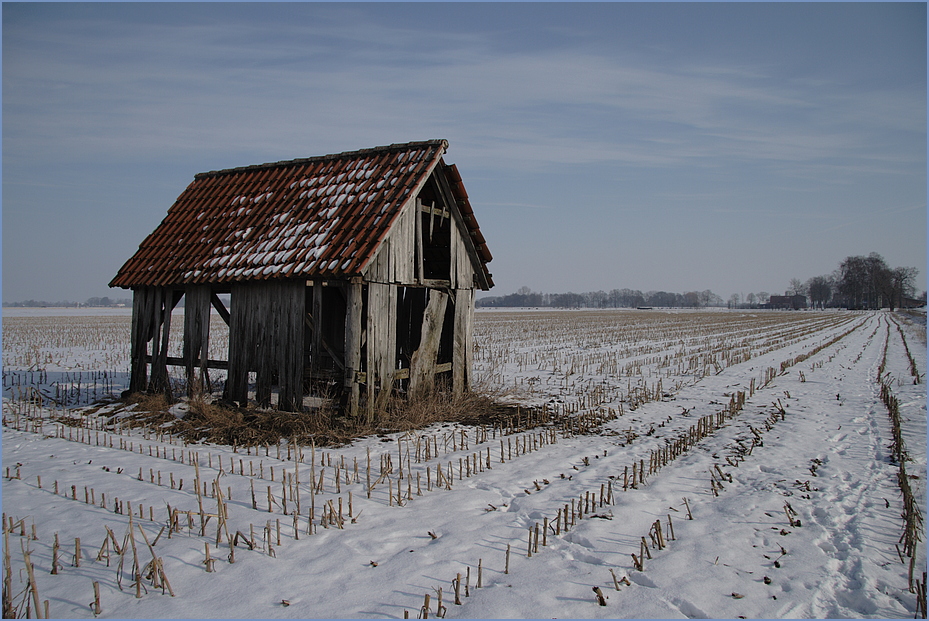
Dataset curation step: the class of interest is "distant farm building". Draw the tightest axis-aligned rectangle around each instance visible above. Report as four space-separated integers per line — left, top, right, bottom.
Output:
766 295 808 310
110 140 493 419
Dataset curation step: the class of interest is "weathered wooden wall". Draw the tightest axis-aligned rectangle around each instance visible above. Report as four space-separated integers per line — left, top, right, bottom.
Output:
365 282 398 420
450 223 475 291
225 281 305 411
353 179 481 415
183 285 212 393
129 288 154 394
129 286 181 395
452 288 474 395
364 197 418 285
343 281 363 416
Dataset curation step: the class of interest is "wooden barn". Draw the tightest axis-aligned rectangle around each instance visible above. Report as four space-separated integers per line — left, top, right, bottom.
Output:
109 139 493 419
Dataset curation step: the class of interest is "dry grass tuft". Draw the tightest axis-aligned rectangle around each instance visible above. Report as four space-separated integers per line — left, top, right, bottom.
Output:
377 389 511 431
119 388 520 448
124 392 173 414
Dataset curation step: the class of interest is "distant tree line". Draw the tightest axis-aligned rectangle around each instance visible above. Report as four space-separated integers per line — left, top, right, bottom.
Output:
795 252 922 311
742 253 923 311
3 297 132 308
477 287 724 309
479 253 923 311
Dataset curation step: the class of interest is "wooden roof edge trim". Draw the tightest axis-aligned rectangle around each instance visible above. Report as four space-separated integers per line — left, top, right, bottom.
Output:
443 163 493 265
432 162 492 291
194 139 448 180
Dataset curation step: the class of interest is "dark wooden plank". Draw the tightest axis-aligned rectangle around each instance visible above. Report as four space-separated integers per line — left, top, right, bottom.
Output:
129 288 153 393
277 280 305 411
148 288 169 394
224 283 250 405
416 199 425 283
254 282 274 408
183 285 212 394
312 280 323 367
452 288 473 395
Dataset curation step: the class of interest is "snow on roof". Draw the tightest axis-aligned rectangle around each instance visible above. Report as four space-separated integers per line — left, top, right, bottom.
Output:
110 140 492 289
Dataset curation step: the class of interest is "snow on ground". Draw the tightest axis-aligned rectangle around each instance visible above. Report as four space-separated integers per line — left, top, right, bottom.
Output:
2 309 925 618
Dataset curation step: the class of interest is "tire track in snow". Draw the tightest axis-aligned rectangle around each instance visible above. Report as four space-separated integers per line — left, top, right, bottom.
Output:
451 315 879 618
462 312 916 619
628 312 915 618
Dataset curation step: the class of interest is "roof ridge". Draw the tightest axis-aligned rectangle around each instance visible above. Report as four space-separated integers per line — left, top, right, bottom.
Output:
194 139 448 179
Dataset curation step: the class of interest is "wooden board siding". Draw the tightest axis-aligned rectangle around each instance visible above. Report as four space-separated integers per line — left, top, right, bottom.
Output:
365 282 397 421
129 288 154 393
359 180 478 405
129 286 181 395
276 283 305 412
450 215 475 290
154 288 179 394
452 288 474 395
225 281 305 410
148 288 168 393
392 197 418 284
434 165 487 290
343 281 363 416
364 189 473 289
182 285 212 393
364 196 418 286
310 281 324 371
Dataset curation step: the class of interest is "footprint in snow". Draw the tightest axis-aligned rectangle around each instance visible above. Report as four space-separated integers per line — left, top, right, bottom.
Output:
666 596 710 619
563 531 595 549
628 573 658 588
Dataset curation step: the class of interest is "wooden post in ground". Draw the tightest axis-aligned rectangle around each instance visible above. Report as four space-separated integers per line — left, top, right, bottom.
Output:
409 289 448 401
344 281 363 417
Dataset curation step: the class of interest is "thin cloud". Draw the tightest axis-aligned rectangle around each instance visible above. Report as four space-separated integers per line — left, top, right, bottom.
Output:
2 3 924 300
6 9 923 175
821 203 927 234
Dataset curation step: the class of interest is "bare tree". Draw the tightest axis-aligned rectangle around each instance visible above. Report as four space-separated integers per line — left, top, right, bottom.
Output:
806 275 832 310
887 266 919 311
836 252 917 309
837 255 871 308
587 290 608 308
699 290 723 307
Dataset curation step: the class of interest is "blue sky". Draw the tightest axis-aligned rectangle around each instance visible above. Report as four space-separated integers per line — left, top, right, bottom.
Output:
3 2 926 302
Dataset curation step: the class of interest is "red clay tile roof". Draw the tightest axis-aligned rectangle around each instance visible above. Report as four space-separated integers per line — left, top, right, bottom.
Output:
110 140 492 289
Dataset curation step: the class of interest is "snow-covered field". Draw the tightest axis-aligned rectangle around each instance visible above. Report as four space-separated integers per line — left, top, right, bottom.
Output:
2 308 926 618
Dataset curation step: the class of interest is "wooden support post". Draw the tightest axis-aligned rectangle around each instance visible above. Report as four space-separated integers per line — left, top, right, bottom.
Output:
452 289 474 396
183 285 212 397
366 283 398 422
344 281 363 416
409 289 448 400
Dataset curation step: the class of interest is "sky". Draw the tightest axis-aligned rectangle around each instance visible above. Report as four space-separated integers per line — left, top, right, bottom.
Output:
2 2 926 303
